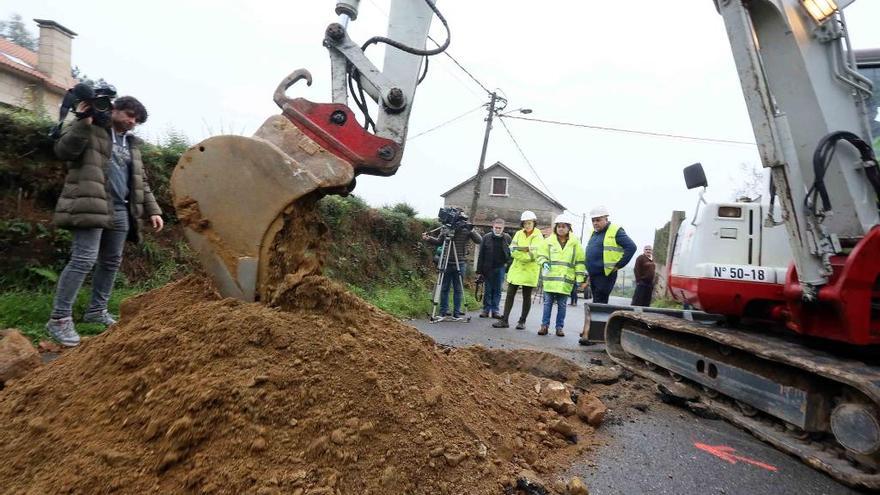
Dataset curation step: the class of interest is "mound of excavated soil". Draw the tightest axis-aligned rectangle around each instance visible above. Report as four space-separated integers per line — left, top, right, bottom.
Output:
0 274 598 494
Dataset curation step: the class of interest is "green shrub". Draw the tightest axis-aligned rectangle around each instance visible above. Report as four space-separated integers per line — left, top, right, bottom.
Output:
389 202 417 217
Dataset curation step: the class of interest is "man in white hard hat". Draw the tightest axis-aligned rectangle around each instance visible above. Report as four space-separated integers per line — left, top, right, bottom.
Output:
584 205 636 305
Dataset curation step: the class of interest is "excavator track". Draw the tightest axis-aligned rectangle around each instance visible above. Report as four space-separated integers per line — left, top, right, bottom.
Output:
605 311 880 490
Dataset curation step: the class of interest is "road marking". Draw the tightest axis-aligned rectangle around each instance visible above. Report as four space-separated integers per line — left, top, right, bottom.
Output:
694 443 779 472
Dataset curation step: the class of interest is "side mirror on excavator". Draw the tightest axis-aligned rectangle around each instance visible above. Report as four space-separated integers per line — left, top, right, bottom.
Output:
683 162 708 190
684 162 708 226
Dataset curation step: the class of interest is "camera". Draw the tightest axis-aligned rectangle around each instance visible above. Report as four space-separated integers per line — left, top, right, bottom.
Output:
50 81 117 139
438 207 472 231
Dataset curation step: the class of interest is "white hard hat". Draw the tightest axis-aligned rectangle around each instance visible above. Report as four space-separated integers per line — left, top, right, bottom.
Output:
553 213 573 226
520 210 537 222
589 205 610 218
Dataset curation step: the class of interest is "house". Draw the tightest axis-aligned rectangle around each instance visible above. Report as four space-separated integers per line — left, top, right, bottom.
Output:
0 19 77 116
440 161 566 232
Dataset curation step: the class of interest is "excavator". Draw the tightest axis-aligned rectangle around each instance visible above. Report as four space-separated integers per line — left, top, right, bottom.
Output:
168 0 880 488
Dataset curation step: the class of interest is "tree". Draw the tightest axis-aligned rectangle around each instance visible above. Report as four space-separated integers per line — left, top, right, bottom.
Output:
730 162 767 201
0 14 37 51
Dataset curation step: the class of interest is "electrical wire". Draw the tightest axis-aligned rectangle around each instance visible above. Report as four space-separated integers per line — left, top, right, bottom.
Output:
428 36 491 95
407 105 484 141
497 117 559 202
501 114 758 147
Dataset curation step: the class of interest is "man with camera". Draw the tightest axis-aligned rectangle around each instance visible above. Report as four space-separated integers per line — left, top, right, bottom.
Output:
422 207 481 321
44 90 164 347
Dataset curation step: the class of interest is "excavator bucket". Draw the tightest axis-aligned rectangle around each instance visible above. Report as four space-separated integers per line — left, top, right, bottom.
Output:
171 70 402 302
171 115 355 302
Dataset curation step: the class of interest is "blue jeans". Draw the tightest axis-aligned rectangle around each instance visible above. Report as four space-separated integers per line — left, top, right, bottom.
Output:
482 266 505 314
51 209 129 319
440 262 466 316
542 292 568 329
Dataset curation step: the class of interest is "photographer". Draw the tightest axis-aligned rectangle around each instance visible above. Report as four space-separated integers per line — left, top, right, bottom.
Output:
44 94 163 347
422 209 481 320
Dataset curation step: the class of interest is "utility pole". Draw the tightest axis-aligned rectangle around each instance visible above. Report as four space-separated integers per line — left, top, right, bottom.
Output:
579 213 586 243
469 92 498 222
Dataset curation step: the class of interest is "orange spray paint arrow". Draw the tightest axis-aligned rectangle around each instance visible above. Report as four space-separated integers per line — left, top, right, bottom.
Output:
694 443 779 472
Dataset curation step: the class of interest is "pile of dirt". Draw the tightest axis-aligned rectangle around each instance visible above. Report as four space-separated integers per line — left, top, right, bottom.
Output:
0 273 601 494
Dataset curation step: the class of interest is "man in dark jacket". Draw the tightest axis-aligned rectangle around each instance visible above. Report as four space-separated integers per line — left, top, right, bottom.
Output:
476 218 511 318
423 220 482 320
584 206 636 304
45 96 163 347
631 245 656 306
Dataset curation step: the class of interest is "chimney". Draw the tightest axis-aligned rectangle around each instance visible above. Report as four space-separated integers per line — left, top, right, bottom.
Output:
33 19 77 86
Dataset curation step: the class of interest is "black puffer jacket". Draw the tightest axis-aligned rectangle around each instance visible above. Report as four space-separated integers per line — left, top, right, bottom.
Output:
53 119 162 242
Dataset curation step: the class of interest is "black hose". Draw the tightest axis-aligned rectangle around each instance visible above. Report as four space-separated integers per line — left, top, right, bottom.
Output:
806 131 879 215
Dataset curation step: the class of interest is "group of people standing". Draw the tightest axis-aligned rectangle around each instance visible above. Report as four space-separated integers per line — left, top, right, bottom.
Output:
428 206 649 336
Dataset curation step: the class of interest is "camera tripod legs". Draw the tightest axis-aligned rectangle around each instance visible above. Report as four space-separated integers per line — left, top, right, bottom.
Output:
429 233 471 323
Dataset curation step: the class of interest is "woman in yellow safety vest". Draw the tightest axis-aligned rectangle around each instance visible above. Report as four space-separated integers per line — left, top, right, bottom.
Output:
537 214 586 336
492 211 546 329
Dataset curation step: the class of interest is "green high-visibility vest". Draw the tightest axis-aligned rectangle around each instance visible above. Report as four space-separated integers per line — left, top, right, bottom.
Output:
506 228 545 288
603 223 624 276
539 234 586 295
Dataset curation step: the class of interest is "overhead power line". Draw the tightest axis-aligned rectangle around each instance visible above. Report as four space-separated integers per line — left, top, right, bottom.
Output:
502 115 757 147
497 118 559 202
407 104 485 141
428 36 492 95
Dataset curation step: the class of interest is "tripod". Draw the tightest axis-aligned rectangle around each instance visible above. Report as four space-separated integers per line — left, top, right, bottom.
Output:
429 227 471 323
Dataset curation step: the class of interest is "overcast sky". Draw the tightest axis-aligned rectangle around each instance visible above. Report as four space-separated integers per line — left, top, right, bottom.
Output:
5 0 879 249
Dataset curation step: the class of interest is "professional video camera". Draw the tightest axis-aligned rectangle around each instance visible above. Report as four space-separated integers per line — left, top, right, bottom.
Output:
49 81 118 139
437 206 472 231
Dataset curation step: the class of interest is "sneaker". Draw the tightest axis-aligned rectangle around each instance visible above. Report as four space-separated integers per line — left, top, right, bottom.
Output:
83 310 117 326
492 320 509 328
491 312 503 319
515 321 526 330
479 311 490 318
46 317 81 347
538 325 549 336
555 327 565 337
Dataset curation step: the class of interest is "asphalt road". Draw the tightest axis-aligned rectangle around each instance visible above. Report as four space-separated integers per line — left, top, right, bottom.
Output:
409 293 859 495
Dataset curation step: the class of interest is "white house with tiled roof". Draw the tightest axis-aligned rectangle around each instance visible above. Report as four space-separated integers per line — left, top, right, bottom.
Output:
0 19 77 115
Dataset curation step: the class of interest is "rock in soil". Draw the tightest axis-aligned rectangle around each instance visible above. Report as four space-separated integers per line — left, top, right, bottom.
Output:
583 365 622 385
576 394 607 427
0 329 40 385
539 380 577 416
566 476 590 495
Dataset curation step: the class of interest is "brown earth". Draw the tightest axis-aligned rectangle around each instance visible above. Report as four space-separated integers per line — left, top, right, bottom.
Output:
0 275 603 494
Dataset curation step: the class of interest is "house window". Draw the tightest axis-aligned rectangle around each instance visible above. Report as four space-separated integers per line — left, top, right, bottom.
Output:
490 177 508 196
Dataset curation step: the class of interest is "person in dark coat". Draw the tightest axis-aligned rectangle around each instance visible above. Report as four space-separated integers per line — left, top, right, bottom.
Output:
476 218 511 318
631 245 656 306
45 95 163 347
584 206 636 304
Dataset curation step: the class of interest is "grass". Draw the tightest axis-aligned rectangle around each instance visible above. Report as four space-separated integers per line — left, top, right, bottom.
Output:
650 297 684 309
1 278 474 343
349 281 480 319
0 287 141 343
